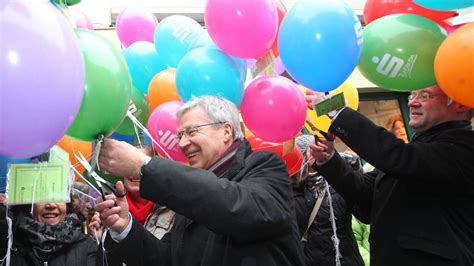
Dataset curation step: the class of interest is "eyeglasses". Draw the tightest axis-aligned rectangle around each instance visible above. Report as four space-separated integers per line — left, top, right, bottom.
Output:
408 91 446 102
177 122 227 141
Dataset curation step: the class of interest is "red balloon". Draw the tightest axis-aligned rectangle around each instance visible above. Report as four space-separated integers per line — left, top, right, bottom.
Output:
364 0 456 25
248 136 303 177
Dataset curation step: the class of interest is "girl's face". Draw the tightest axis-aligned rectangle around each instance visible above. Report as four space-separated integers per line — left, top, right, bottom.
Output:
393 120 408 143
33 202 67 225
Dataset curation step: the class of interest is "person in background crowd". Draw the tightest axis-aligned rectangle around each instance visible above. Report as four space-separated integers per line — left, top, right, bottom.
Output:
308 85 474 265
94 96 305 266
385 113 408 143
0 200 103 265
90 146 175 241
292 135 364 266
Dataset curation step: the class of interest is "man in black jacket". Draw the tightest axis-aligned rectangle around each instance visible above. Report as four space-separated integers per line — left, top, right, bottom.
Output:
95 96 305 266
308 85 473 266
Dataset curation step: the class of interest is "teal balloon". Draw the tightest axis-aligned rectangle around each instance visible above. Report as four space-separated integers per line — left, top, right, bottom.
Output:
176 47 244 106
67 29 132 141
123 41 166 94
154 15 203 68
116 86 149 136
358 14 447 92
414 0 473 11
189 31 248 82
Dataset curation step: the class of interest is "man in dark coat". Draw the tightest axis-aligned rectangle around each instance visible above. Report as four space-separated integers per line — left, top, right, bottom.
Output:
308 85 474 266
95 96 306 266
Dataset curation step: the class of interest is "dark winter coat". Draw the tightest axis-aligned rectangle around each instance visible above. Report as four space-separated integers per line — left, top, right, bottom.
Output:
293 179 364 266
104 139 306 266
316 108 474 266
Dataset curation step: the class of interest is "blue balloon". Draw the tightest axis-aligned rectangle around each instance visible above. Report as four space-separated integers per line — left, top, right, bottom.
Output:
0 155 32 192
278 0 363 92
176 47 245 106
154 15 203 68
189 31 248 81
111 132 136 144
123 41 166 94
414 0 473 11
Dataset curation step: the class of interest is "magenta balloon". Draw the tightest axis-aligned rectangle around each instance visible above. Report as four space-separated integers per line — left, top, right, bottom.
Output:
70 9 93 30
205 0 278 59
116 7 158 48
241 75 306 142
0 0 85 158
146 101 186 162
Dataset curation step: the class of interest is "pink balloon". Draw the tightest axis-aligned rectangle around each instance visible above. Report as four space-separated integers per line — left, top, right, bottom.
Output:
241 75 306 142
205 0 278 59
116 7 158 48
147 101 186 162
70 9 93 30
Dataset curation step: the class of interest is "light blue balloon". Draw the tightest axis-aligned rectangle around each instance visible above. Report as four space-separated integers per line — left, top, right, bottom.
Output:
176 47 245 107
189 31 248 81
414 0 473 11
154 15 203 68
188 31 218 50
123 41 166 94
278 0 363 92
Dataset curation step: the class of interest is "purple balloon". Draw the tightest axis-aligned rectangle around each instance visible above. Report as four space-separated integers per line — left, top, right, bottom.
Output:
0 0 85 158
274 56 286 75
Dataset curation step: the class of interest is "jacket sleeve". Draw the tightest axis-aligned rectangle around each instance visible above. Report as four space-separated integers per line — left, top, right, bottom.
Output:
103 218 171 266
315 152 375 223
140 152 294 242
329 108 474 188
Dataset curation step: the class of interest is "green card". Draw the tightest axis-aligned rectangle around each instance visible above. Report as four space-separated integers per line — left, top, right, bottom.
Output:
48 145 70 163
314 92 346 117
7 162 71 205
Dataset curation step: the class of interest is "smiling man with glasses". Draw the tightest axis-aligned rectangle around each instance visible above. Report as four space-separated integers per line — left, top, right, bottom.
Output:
306 85 473 265
94 96 305 266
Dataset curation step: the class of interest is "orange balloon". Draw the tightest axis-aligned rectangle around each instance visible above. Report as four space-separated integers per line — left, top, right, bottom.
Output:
57 135 92 181
270 0 287 57
435 23 474 108
147 69 181 113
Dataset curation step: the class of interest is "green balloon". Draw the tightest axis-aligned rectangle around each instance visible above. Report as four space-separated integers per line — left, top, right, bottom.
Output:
83 170 124 192
53 0 81 6
115 87 150 136
67 29 132 141
358 14 447 92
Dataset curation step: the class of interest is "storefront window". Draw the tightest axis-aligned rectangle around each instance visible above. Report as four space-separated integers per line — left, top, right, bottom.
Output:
334 97 409 153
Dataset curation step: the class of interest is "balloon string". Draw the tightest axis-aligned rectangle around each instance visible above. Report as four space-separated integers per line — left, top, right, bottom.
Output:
126 111 172 160
71 165 100 194
132 121 143 148
30 163 43 216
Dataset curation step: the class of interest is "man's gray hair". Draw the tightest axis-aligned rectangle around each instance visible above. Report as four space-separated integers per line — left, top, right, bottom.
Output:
177 96 244 140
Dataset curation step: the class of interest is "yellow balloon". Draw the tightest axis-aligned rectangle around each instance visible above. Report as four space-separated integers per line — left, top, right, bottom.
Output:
330 82 359 110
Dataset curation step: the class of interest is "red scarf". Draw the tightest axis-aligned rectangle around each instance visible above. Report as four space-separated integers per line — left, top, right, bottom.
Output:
126 194 154 224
